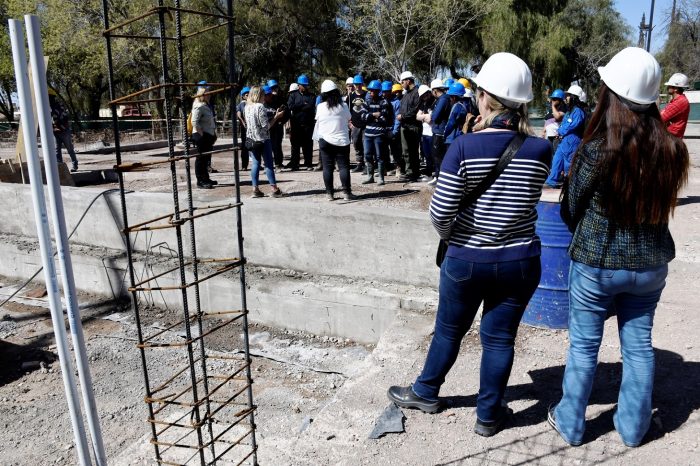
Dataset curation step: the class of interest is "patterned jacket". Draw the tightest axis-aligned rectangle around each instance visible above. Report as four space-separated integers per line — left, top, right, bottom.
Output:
562 139 675 269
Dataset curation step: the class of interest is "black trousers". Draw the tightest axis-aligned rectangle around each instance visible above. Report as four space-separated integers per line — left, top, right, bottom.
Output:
351 126 365 166
194 132 216 183
401 126 421 179
290 123 314 168
238 130 249 169
431 134 447 177
270 124 284 167
319 139 351 194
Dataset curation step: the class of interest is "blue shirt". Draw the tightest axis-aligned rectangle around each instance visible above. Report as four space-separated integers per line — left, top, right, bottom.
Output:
444 100 470 144
431 93 451 136
391 97 401 136
430 131 552 263
361 96 393 137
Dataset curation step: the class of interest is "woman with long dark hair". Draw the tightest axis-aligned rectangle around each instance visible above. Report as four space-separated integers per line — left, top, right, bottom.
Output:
549 47 689 447
313 80 356 201
387 53 552 437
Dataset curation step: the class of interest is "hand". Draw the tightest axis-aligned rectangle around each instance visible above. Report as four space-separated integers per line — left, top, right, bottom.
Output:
372 112 381 118
396 114 402 121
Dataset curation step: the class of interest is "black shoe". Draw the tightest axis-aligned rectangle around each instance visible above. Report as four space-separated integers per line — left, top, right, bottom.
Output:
207 180 218 185
547 404 582 446
208 167 219 173
474 404 513 437
387 385 441 414
197 181 214 189
352 165 365 173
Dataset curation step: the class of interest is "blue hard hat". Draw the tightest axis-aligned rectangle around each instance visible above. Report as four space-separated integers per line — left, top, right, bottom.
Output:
267 79 279 88
367 80 382 91
262 85 272 95
353 74 364 85
240 86 250 96
444 78 455 88
549 88 565 100
381 80 393 92
297 74 310 85
447 82 466 97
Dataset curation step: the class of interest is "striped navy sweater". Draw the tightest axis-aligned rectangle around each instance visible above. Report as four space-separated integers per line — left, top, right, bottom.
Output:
430 131 552 262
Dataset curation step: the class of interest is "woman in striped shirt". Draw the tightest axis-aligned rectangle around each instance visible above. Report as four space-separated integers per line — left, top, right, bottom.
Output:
388 53 552 437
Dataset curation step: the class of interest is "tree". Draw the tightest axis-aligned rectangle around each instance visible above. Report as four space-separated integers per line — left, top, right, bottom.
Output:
339 0 493 82
658 0 700 87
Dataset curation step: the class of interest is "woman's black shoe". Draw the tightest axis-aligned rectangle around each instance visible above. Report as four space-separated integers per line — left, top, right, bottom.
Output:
197 181 214 189
387 385 441 413
474 405 513 437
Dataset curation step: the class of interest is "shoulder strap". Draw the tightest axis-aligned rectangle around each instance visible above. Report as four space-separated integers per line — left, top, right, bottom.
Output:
458 133 526 211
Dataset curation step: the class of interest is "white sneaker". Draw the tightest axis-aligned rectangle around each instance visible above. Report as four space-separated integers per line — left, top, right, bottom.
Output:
427 177 438 187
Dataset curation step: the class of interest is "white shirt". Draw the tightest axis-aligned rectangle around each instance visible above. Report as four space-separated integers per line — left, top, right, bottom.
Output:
314 102 351 146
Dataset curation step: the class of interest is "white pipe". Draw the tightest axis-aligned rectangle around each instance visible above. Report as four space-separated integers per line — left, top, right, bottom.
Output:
8 19 92 466
25 15 107 465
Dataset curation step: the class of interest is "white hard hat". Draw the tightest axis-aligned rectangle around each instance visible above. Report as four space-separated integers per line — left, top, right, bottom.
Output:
430 78 447 90
289 83 299 92
418 84 431 96
464 89 475 99
399 71 414 81
598 47 661 105
345 77 354 85
473 52 533 107
321 80 337 93
664 72 690 88
566 85 584 98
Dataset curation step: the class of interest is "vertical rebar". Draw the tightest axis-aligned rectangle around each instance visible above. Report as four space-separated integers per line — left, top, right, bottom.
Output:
226 1 259 463
155 0 206 462
100 0 162 462
172 0 217 460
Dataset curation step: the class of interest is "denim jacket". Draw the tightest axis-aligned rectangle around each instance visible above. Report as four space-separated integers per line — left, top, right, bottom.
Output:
562 139 675 269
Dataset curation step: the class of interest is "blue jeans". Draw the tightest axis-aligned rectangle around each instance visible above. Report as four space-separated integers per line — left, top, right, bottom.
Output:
413 256 541 421
554 260 667 446
55 130 78 167
251 139 276 187
363 134 386 169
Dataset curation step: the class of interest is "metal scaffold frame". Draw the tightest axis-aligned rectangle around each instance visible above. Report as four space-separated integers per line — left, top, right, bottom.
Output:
101 1 257 464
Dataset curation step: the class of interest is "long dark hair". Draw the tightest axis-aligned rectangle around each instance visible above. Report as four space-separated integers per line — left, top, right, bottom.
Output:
577 83 689 225
322 89 342 109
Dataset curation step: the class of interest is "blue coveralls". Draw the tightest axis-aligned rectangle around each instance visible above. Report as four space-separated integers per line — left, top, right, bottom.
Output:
545 106 585 187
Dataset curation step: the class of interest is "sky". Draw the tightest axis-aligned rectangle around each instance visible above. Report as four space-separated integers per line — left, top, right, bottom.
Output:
614 0 676 53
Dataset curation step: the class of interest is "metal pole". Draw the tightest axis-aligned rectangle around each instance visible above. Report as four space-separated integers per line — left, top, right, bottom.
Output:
24 15 107 466
8 18 92 466
647 0 656 51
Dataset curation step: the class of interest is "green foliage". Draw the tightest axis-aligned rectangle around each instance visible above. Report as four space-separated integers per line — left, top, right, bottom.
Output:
657 0 700 88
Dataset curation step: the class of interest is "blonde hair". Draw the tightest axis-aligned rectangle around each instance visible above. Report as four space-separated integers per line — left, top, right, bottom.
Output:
247 86 264 104
473 91 532 135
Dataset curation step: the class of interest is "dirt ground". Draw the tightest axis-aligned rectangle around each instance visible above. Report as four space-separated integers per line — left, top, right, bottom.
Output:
0 139 698 465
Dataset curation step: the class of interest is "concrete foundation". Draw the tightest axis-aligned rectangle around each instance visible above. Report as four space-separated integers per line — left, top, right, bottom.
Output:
0 183 439 343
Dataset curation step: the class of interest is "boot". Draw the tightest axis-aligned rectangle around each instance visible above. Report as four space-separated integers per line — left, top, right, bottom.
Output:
362 163 375 184
377 162 385 185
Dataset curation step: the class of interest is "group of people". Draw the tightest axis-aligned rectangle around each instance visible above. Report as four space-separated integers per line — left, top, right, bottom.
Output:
228 72 480 198
384 47 690 449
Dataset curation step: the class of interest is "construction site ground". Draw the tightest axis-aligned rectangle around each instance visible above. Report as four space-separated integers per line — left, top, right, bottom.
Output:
0 137 698 465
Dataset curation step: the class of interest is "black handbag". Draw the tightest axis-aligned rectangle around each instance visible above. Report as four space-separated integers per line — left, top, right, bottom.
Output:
245 137 264 152
435 133 526 267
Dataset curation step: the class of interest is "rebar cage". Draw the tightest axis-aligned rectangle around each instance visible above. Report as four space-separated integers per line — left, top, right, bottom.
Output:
101 1 257 464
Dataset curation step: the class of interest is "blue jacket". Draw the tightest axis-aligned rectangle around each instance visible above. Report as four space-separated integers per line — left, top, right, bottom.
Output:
555 106 586 161
391 97 401 137
444 100 469 144
431 93 451 136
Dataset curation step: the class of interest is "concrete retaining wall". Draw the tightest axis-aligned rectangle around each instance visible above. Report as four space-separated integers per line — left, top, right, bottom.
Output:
0 184 439 287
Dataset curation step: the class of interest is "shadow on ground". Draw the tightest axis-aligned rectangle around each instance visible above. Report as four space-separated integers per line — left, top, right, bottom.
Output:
438 348 699 449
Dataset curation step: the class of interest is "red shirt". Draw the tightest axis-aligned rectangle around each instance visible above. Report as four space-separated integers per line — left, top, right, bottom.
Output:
660 94 690 138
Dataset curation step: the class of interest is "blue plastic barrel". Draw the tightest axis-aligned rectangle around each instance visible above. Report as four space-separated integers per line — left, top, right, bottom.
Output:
522 193 572 328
